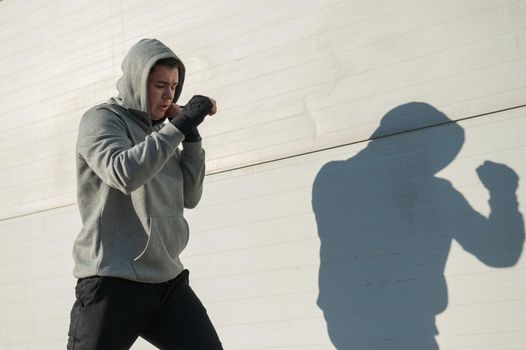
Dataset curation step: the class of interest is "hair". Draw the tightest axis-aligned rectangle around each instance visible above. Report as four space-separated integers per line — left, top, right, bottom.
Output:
150 57 180 73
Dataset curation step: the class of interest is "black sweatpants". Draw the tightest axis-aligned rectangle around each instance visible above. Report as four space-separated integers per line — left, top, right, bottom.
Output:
67 270 223 350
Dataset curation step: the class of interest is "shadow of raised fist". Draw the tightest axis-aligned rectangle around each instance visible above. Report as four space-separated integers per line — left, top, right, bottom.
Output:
476 161 519 194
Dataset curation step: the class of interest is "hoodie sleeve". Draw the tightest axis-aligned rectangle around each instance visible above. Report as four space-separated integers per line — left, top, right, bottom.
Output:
76 108 185 195
178 140 206 208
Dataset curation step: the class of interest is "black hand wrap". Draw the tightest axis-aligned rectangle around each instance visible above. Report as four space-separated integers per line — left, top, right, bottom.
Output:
170 95 213 135
184 127 202 143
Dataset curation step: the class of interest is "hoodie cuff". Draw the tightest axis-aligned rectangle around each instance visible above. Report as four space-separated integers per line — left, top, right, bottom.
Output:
157 121 186 148
161 121 185 137
181 140 204 160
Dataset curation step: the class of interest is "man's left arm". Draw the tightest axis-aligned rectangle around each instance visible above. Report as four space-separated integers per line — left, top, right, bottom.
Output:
179 138 206 209
166 98 216 209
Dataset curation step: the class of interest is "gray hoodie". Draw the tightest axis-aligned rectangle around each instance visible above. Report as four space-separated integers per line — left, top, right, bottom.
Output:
73 39 205 283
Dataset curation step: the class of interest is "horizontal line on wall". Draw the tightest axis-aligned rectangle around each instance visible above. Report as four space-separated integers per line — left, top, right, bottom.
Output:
0 272 71 287
206 103 526 176
0 202 76 223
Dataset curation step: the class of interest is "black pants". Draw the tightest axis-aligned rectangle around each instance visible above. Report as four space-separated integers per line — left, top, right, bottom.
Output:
67 270 223 349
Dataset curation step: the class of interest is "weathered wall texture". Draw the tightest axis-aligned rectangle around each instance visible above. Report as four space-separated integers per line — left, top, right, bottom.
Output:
1 0 525 349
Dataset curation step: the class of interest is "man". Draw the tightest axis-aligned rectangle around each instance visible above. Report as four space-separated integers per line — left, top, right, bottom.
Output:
67 38 222 349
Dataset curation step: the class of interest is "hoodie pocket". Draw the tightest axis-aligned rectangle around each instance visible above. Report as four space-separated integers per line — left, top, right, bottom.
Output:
132 216 189 281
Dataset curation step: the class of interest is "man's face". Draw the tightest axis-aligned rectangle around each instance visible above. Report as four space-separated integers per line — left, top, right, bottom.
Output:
147 64 179 121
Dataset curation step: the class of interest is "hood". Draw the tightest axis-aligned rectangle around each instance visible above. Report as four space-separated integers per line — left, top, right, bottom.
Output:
116 38 186 118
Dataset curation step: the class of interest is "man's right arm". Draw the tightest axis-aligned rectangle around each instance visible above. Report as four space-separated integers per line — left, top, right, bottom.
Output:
76 108 185 195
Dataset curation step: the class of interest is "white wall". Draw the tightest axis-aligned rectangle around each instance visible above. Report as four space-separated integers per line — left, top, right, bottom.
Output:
1 0 525 349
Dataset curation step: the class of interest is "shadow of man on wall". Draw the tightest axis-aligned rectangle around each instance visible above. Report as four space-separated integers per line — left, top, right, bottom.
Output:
311 102 524 349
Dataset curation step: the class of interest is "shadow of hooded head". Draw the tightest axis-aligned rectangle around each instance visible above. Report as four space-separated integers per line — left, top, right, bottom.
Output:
312 102 523 349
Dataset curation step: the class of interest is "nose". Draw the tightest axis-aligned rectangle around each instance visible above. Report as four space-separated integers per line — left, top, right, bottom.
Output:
162 86 174 100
